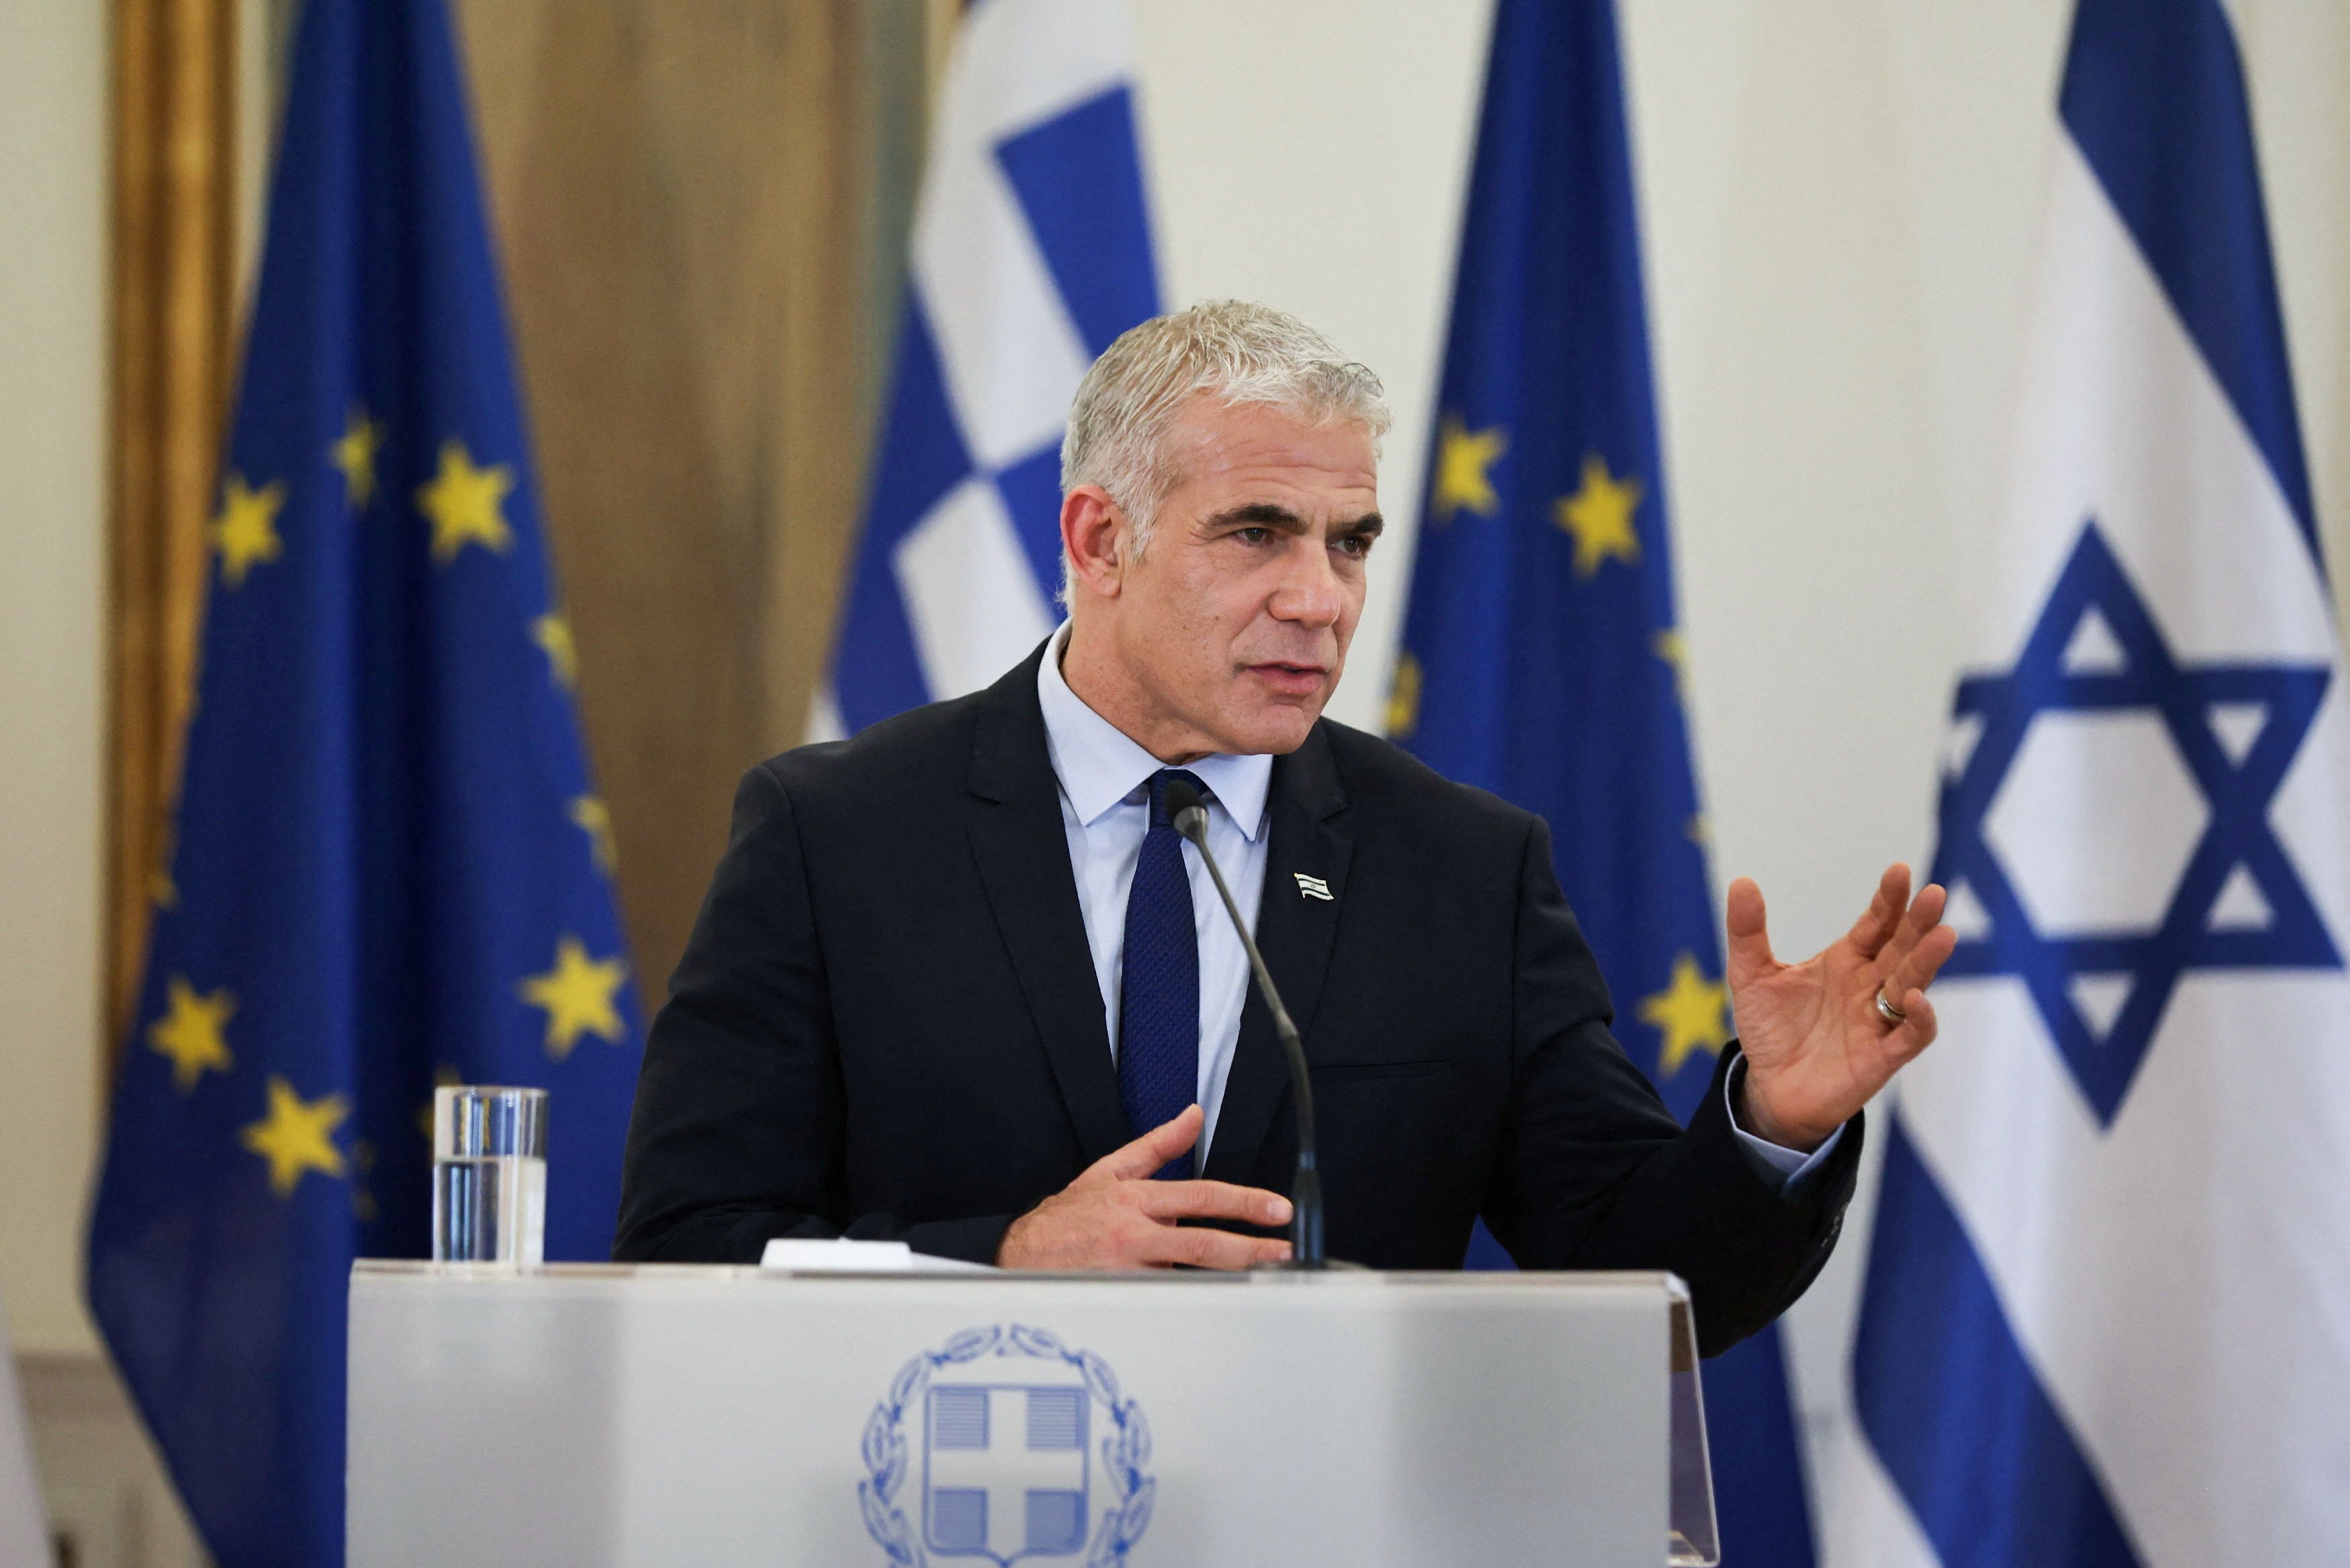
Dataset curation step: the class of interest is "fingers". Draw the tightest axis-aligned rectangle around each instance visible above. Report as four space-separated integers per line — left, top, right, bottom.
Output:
1878 915 1957 1012
1889 987 1938 1058
1149 1226 1295 1271
1724 877 1775 982
1094 1104 1203 1182
1135 1179 1292 1228
1876 881 1947 973
1846 864 1912 958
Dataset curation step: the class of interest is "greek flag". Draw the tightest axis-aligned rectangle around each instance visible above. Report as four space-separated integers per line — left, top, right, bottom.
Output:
1839 2 2350 1564
814 0 1160 736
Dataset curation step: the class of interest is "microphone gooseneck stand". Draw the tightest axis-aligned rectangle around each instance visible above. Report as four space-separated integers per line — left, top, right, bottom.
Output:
1162 778 1330 1270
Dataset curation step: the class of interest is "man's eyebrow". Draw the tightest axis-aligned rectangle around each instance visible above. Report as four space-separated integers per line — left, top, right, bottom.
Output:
1202 503 1385 538
1204 502 1309 531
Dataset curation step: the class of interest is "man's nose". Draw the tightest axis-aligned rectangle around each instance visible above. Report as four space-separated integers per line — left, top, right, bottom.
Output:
1268 540 1344 628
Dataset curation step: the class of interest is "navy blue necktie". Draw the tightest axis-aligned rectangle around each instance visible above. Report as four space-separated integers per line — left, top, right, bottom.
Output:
1120 768 1205 1179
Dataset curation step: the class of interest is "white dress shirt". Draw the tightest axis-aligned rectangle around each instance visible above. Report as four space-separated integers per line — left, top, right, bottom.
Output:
1035 625 1840 1189
1037 626 1271 1164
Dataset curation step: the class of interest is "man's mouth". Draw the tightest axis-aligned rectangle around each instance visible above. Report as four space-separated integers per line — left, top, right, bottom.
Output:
1246 661 1329 697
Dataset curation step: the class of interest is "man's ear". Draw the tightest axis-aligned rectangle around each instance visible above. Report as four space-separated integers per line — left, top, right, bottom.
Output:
1060 485 1127 600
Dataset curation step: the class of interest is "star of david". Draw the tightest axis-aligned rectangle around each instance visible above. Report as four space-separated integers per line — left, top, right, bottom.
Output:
1932 520 2339 1126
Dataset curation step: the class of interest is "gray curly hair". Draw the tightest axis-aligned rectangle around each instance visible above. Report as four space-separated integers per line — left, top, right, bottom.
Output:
1059 300 1391 593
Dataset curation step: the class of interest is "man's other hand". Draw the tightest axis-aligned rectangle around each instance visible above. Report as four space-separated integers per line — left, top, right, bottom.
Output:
996 1105 1295 1270
1728 863 1958 1150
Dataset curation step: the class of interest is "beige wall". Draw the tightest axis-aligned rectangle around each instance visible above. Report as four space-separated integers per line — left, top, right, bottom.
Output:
3 5 261 1557
0 0 109 1362
1133 0 2350 1526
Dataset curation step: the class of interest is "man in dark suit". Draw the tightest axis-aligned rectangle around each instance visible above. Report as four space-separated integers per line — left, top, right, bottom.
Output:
616 301 1955 1354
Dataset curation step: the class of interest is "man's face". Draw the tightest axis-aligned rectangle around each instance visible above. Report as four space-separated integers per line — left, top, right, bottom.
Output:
1102 397 1382 756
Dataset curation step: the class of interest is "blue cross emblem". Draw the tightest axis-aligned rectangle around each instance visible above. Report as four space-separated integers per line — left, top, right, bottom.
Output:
923 1382 1091 1563
1932 520 2339 1124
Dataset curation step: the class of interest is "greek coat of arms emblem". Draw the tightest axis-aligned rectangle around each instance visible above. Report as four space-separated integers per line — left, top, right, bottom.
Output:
859 1324 1154 1567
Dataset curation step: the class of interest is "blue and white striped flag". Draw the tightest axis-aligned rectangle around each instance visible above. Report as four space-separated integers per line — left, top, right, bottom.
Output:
1838 1 2350 1564
814 0 1160 736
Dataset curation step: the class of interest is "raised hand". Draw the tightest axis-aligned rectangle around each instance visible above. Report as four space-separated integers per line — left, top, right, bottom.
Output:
1725 864 1957 1151
996 1105 1297 1270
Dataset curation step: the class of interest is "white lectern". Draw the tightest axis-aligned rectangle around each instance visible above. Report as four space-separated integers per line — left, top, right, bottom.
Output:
348 1262 1716 1567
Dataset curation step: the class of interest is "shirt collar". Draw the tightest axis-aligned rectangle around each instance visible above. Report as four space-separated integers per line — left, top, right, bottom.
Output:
1035 624 1273 842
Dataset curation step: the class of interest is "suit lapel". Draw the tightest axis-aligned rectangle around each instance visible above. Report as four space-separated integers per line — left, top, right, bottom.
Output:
964 648 1130 1165
1203 725 1352 1185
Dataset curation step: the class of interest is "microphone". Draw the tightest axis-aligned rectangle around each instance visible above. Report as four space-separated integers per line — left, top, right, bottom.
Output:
1162 776 1327 1269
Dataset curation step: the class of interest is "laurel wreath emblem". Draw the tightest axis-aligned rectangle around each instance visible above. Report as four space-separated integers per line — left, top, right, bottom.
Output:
859 1323 1156 1567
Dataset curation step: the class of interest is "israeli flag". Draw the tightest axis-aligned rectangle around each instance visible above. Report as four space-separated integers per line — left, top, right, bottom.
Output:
814 0 1160 737
1837 2 2350 1565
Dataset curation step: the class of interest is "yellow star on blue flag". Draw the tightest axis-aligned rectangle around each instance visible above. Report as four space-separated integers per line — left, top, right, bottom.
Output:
146 976 236 1091
417 439 515 560
1430 415 1507 522
1637 954 1729 1078
211 474 286 587
240 1077 350 1197
330 407 383 508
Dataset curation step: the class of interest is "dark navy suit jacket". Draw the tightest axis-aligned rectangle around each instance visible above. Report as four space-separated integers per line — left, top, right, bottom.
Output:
614 645 1859 1353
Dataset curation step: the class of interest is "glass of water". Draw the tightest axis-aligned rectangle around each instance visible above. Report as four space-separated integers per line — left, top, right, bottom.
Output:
432 1085 548 1264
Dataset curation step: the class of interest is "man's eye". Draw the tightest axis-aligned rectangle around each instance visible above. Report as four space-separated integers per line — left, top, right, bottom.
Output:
1236 527 1272 544
1336 534 1372 558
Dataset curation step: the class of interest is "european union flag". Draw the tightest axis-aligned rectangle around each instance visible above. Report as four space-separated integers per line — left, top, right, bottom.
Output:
1389 1 1816 1562
85 3 640 1562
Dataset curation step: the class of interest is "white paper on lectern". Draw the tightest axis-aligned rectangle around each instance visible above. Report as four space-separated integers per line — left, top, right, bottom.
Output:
757 1238 992 1274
